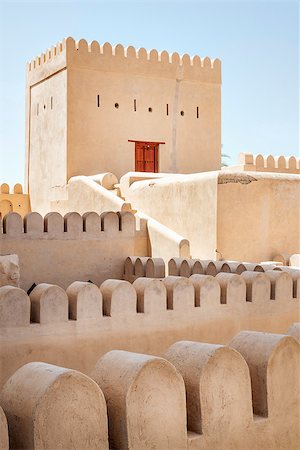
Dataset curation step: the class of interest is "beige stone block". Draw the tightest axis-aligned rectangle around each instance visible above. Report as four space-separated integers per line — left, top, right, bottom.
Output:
165 341 253 437
225 261 247 274
90 172 118 190
133 278 166 313
243 263 264 272
2 212 22 236
290 254 300 267
260 263 277 271
206 261 230 276
180 259 204 278
0 406 8 450
24 212 43 236
230 331 300 418
0 286 30 327
82 211 101 234
145 257 165 278
13 183 23 194
100 211 119 233
264 270 293 301
91 350 187 450
163 276 194 310
0 254 20 287
124 256 139 282
241 272 271 302
0 362 108 450
134 256 148 277
215 273 246 304
118 211 136 237
44 212 64 236
272 253 291 266
0 184 9 194
64 212 83 237
66 281 102 320
189 274 220 307
30 283 68 324
168 257 185 276
275 267 300 299
287 323 300 342
100 279 136 316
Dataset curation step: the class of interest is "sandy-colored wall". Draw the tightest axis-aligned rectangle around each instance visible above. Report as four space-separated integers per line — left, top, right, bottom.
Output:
26 37 221 213
0 184 30 218
124 172 219 259
67 66 221 180
124 171 300 262
217 172 300 261
27 69 67 215
0 212 148 291
0 274 298 390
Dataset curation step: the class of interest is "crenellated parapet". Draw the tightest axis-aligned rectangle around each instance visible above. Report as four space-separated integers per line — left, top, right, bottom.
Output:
234 152 300 174
27 36 221 86
0 268 298 329
0 329 299 449
0 212 148 291
0 211 137 239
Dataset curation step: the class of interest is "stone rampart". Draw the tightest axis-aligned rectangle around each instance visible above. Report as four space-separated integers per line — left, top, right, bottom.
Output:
0 272 299 390
236 152 300 174
0 212 148 290
0 330 299 449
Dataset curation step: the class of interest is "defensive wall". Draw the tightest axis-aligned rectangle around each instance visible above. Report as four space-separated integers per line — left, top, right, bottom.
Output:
0 211 148 291
0 183 30 218
122 169 300 262
0 329 299 449
224 152 300 174
25 37 221 212
0 262 299 391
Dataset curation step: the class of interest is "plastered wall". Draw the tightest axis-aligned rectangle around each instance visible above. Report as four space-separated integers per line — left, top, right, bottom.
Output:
217 172 300 261
0 270 298 390
0 184 30 218
1 330 299 450
28 70 67 213
124 170 300 261
0 212 148 291
25 37 221 210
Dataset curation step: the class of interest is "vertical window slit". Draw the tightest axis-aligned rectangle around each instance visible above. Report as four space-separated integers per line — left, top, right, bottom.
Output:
197 106 199 119
97 95 100 108
134 99 136 111
166 104 169 116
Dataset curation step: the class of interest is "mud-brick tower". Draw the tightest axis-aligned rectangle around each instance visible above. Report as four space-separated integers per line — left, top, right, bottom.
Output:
25 37 221 211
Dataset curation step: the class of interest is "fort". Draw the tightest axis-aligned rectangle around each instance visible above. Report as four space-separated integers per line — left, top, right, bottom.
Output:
0 36 299 450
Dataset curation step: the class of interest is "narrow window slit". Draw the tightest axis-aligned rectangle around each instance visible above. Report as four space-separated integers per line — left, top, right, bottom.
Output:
166 104 169 116
197 106 199 118
134 99 136 111
97 95 100 108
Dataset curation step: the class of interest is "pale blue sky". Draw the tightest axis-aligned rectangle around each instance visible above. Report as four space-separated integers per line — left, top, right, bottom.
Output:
0 0 299 186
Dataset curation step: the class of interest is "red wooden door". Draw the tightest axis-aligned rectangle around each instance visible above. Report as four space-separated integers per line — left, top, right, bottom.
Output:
135 142 159 172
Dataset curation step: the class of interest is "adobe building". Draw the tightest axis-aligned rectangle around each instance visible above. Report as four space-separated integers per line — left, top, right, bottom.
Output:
0 36 300 450
25 37 221 212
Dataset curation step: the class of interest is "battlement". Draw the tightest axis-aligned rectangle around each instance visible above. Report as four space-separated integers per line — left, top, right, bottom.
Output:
0 267 298 329
0 183 24 195
0 212 148 291
26 36 221 86
233 152 300 174
0 211 138 239
0 329 299 449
